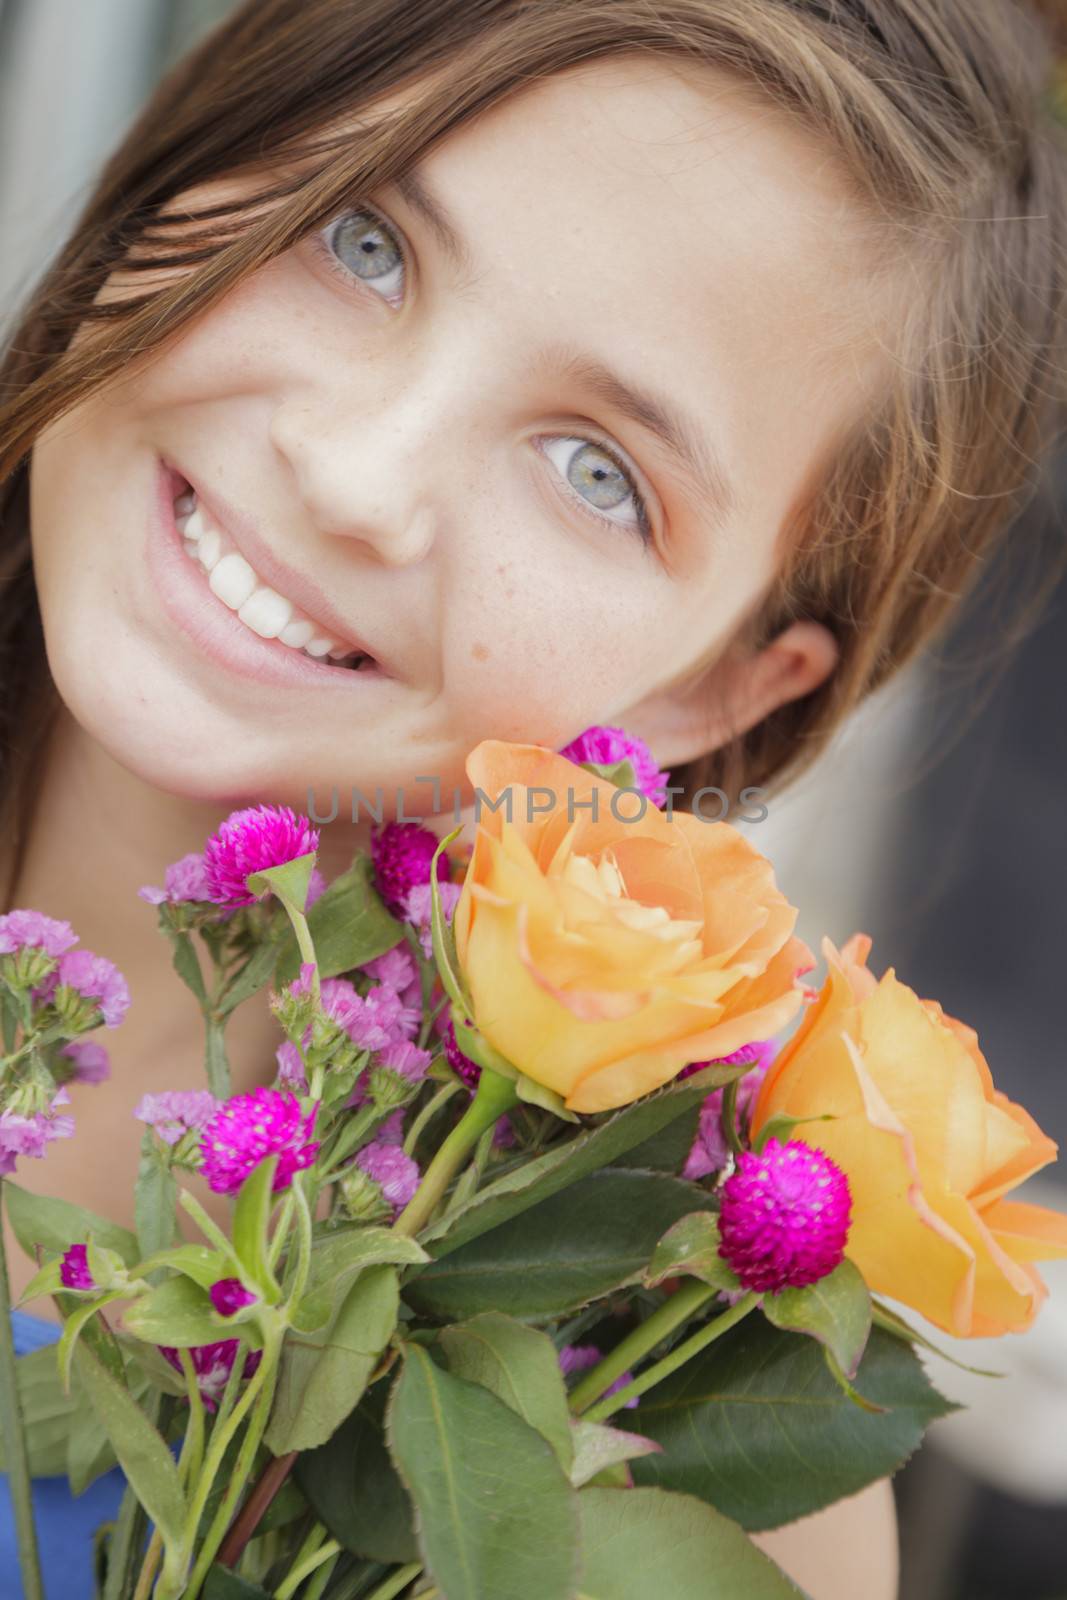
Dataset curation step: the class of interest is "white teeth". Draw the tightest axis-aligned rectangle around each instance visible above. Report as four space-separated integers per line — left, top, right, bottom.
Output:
237 586 294 639
209 553 257 610
174 489 370 668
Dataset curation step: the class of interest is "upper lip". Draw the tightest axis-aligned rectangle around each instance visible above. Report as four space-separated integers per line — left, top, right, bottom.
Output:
170 461 386 671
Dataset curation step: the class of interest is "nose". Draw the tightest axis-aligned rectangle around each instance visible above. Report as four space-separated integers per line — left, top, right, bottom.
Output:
269 382 447 567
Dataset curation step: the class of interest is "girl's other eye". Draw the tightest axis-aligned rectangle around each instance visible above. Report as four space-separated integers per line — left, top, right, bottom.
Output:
538 436 655 549
315 206 407 304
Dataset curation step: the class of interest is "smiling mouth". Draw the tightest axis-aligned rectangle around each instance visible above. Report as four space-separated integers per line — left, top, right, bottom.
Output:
170 475 377 672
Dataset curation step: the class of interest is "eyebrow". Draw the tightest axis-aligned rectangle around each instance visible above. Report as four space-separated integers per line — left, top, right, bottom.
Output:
393 167 739 534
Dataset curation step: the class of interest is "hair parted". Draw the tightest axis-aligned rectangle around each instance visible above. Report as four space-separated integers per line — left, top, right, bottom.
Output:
1 0 1064 904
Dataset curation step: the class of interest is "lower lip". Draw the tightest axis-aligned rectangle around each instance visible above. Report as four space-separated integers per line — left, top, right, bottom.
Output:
147 457 395 693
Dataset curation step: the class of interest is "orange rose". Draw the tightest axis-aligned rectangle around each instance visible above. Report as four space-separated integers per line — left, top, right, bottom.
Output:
750 933 1067 1336
451 741 812 1113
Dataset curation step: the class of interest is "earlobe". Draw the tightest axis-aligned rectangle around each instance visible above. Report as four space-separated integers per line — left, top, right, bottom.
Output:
615 619 839 772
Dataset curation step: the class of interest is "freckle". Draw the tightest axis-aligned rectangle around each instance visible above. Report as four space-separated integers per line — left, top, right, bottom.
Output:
471 641 490 662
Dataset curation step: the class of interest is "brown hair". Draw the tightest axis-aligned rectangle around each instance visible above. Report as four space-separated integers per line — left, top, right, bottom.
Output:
1 0 1065 906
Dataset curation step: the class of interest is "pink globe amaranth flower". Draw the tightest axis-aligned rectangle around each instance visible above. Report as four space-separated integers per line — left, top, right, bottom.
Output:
0 1090 75 1176
434 1010 480 1091
0 910 78 958
680 1040 779 1181
60 1244 94 1291
209 1278 258 1317
135 1090 220 1147
54 948 131 1028
558 1344 638 1408
370 821 452 918
360 944 418 993
557 725 671 808
138 851 214 906
718 1138 852 1293
352 1140 420 1214
59 1039 111 1085
200 1088 320 1195
203 805 319 908
159 1341 262 1411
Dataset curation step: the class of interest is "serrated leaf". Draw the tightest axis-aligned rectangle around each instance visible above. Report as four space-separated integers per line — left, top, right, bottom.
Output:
3 1183 138 1265
630 1319 957 1530
387 1344 579 1600
291 1227 428 1333
404 1171 716 1321
569 1419 662 1488
575 1487 805 1598
644 1213 740 1293
296 1381 417 1564
440 1312 573 1472
762 1259 872 1379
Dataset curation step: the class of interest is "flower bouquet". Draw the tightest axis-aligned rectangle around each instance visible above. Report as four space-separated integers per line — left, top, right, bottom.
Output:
2 730 1066 1600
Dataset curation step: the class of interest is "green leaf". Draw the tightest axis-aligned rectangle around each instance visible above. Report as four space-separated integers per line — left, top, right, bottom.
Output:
266 1263 399 1453
232 1155 281 1301
575 1487 805 1598
568 1419 662 1488
387 1344 579 1600
440 1312 573 1472
0 1344 88 1476
762 1259 872 1378
273 853 404 990
630 1319 958 1530
129 1243 226 1291
134 1131 179 1265
611 1104 701 1174
245 851 317 913
418 1063 746 1258
72 1339 187 1550
3 1183 139 1265
575 757 637 791
644 1213 740 1293
166 927 208 1007
751 1112 837 1154
870 1299 1005 1378
291 1227 429 1333
202 1567 272 1599
57 1290 128 1391
120 1275 245 1351
429 828 473 1014
296 1381 417 1564
405 1170 715 1321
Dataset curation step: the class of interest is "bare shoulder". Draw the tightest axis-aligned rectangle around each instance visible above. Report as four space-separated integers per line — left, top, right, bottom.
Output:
750 1478 899 1600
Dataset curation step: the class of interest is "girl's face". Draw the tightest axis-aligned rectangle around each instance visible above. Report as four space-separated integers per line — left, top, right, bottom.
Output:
29 54 890 820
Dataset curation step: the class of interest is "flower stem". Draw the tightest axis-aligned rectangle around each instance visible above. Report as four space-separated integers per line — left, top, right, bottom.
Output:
274 1525 341 1600
581 1292 759 1423
0 1180 44 1600
365 1563 423 1600
392 1068 518 1238
402 1081 460 1158
216 1450 297 1570
567 1279 718 1415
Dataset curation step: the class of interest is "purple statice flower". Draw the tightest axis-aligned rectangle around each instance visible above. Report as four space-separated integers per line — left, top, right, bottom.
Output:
209 1278 258 1317
402 880 461 959
53 949 131 1028
138 851 215 906
370 821 451 919
0 1089 75 1176
680 1040 779 1181
306 867 327 908
557 726 671 808
203 805 320 909
718 1138 852 1293
558 1344 639 1408
60 1244 94 1291
200 1088 319 1196
59 1039 110 1085
375 1109 407 1145
360 1038 432 1113
159 1341 262 1411
352 1141 420 1215
134 1090 219 1147
275 1039 307 1091
0 910 78 958
359 944 417 993
375 1039 432 1086
434 1010 480 1091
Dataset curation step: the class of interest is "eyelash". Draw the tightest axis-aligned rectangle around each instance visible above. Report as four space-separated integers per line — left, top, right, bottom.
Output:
311 204 657 551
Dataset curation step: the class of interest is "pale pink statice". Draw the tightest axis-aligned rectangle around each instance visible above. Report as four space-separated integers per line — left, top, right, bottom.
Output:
200 1087 319 1195
718 1138 852 1293
51 949 131 1028
403 879 461 959
59 1039 111 1085
681 1040 779 1181
558 1344 639 1408
138 852 215 906
159 1341 262 1411
135 1090 219 1147
275 1039 307 1091
352 1140 420 1215
359 944 417 993
0 1088 75 1176
0 910 78 958
203 805 319 908
370 821 451 918
557 726 671 807
375 1108 407 1145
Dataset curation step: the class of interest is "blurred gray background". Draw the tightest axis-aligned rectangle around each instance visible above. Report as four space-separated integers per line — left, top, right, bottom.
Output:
2 1 1065 1594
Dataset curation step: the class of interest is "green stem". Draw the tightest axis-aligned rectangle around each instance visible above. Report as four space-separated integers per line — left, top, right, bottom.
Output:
0 1180 44 1600
567 1279 717 1415
402 1081 459 1158
318 1103 391 1180
283 902 320 1010
275 1529 342 1600
581 1292 759 1423
303 1549 341 1600
365 1564 423 1600
720 1076 744 1157
392 1069 518 1238
177 1347 207 1486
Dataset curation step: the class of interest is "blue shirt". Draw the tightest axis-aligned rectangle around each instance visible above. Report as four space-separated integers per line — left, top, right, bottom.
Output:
1 1311 126 1600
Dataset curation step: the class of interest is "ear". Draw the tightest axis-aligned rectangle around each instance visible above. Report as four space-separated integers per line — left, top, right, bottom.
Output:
617 620 839 771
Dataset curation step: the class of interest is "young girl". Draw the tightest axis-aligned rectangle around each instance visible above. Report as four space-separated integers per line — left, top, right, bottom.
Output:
1 1 1063 1595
